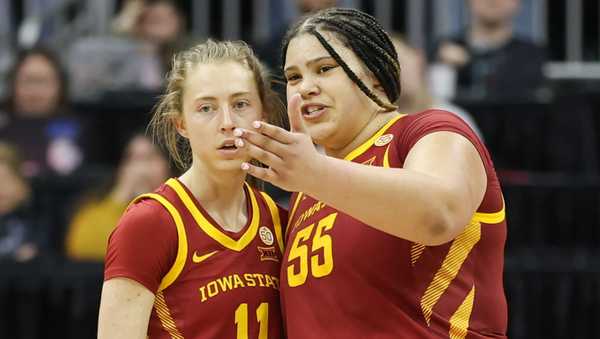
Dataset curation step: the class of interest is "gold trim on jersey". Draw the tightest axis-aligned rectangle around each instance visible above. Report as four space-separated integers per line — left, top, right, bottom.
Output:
154 291 185 339
344 114 405 162
130 193 188 292
383 144 392 168
287 192 304 235
473 200 505 224
449 285 476 339
362 156 377 166
420 220 481 326
382 137 505 270
409 202 505 268
166 178 260 252
410 243 426 266
260 192 285 253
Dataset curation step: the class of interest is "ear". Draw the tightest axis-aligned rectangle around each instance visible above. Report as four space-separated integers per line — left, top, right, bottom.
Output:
174 116 189 138
372 78 386 97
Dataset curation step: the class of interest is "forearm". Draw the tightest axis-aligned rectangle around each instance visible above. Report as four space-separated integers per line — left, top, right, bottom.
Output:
306 156 463 245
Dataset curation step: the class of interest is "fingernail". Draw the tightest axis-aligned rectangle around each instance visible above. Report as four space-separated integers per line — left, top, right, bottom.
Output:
235 138 244 147
252 121 261 129
233 128 243 137
241 162 250 170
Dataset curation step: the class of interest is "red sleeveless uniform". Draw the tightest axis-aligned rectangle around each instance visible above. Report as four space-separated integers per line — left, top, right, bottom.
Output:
280 110 507 338
105 178 286 339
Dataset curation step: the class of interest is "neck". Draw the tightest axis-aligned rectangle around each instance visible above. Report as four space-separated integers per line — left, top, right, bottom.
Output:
470 20 513 47
325 110 399 159
396 90 433 114
179 162 248 232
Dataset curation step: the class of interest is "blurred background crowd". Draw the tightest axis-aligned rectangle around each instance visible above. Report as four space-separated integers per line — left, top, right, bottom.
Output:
0 0 599 338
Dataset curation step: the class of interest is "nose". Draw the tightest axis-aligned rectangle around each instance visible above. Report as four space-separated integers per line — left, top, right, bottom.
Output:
298 75 320 99
220 106 236 132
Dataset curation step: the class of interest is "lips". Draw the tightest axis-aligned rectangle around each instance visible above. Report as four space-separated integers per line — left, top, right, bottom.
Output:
300 103 328 120
218 139 237 150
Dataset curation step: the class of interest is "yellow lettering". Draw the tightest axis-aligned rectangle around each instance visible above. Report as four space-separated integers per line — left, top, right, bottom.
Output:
199 286 207 302
254 273 266 287
233 274 245 288
296 210 307 228
308 205 316 217
244 273 256 287
198 272 280 303
295 201 326 230
264 275 276 288
207 281 219 298
217 275 234 292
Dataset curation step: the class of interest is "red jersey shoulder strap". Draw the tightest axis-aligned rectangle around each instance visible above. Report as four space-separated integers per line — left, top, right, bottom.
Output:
286 192 304 237
344 114 406 162
129 193 188 292
259 191 285 252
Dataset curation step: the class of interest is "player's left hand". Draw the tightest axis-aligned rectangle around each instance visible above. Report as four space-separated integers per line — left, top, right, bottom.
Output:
234 93 325 193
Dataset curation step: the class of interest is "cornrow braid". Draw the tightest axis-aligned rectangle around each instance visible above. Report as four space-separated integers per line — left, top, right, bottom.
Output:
281 8 401 112
312 30 395 111
317 17 400 95
312 25 397 110
322 16 398 69
337 8 398 57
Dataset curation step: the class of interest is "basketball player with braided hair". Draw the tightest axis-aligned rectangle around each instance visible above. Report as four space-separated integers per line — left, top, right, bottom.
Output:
235 8 508 338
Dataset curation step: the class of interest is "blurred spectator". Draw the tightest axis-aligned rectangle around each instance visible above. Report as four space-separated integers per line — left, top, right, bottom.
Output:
113 0 187 72
0 142 39 262
0 46 89 177
68 0 187 99
392 35 482 138
255 0 338 72
1 46 68 120
65 133 170 261
430 0 547 100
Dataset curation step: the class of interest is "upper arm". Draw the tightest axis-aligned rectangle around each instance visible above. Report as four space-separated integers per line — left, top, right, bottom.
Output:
104 199 178 292
98 277 155 339
404 131 486 232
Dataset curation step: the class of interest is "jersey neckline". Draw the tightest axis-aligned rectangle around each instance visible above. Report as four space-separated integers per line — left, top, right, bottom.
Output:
344 114 405 162
166 178 261 252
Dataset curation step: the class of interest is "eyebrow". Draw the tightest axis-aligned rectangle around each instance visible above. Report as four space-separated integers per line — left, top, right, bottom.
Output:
193 91 252 102
284 56 334 73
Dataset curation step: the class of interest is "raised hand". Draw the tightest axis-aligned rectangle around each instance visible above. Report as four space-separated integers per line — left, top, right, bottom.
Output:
235 94 325 193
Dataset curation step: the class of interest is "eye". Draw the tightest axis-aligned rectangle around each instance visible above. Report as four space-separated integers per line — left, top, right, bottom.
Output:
197 104 214 113
285 73 301 82
233 100 250 110
318 65 336 74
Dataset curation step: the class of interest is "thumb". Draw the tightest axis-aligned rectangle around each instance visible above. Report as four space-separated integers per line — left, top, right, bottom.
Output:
287 93 306 133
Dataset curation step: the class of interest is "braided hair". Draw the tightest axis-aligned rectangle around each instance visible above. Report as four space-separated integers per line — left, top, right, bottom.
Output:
281 8 401 112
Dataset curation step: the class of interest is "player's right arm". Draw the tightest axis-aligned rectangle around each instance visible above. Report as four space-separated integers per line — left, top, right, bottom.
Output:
99 198 178 338
98 278 155 339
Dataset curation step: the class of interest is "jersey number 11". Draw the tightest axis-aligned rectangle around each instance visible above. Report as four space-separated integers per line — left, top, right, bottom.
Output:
235 302 268 339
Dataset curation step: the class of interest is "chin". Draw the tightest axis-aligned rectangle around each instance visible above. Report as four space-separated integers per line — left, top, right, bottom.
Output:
214 158 245 172
306 122 336 144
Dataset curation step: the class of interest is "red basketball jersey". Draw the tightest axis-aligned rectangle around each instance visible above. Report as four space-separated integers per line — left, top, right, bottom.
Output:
105 178 286 339
280 110 507 339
